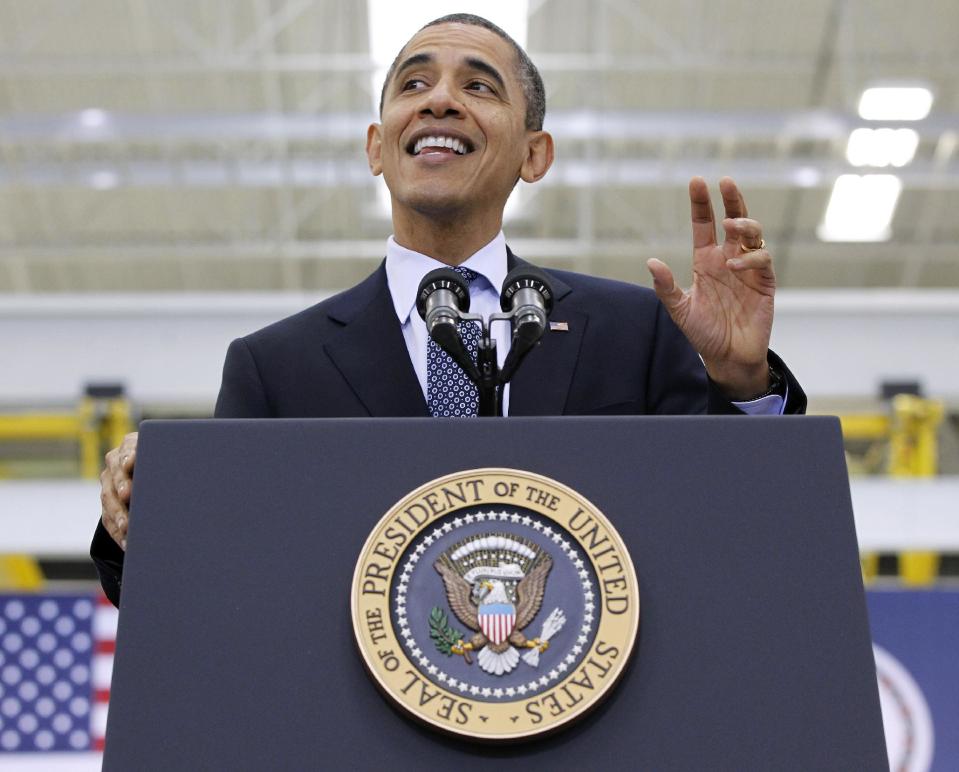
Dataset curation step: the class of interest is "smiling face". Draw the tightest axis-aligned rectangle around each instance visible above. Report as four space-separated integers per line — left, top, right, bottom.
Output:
366 23 553 248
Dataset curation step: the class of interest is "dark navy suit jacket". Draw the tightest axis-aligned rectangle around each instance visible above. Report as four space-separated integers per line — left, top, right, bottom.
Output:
92 253 806 603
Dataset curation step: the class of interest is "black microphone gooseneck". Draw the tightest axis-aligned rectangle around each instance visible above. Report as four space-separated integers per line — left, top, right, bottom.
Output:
496 266 555 384
416 268 499 415
415 268 480 381
416 266 556 417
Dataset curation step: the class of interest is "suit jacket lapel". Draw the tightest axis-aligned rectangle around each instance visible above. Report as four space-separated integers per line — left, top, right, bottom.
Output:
322 252 585 418
505 250 587 416
323 265 429 417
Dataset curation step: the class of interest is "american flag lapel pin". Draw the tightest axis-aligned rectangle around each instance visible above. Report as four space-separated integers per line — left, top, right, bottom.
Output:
549 321 569 332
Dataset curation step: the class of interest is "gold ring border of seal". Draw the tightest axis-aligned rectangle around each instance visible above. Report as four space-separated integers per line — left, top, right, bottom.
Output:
350 467 640 743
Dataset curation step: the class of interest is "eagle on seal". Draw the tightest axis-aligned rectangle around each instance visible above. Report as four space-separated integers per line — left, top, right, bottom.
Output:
434 552 553 676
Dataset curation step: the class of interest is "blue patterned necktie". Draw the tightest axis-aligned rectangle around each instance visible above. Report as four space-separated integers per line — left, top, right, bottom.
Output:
427 266 479 417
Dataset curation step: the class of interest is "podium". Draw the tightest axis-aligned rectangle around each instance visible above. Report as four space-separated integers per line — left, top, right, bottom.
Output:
103 416 886 770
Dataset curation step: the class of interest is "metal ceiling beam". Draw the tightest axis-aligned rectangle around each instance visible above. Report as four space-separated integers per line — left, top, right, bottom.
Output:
3 49 955 77
0 51 828 77
237 0 316 60
1 157 956 190
3 110 955 144
1 240 955 262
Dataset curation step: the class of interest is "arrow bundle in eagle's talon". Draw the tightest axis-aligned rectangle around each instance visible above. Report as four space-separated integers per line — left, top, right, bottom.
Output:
522 608 566 667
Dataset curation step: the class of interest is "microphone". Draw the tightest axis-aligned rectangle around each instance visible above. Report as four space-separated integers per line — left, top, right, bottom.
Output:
499 266 555 381
416 268 480 380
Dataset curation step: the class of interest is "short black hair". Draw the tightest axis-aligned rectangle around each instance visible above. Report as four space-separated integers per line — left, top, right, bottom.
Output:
378 13 546 132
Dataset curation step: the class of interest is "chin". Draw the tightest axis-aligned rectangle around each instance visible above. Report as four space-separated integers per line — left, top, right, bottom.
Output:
404 192 470 220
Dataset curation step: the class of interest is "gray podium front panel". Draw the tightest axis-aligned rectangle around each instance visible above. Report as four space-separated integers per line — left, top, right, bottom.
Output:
104 417 886 771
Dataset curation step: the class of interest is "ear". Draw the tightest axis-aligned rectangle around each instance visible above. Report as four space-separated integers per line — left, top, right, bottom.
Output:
366 123 384 176
519 131 554 184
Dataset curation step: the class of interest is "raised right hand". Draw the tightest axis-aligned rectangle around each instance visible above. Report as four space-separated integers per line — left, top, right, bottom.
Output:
646 176 776 400
99 432 138 550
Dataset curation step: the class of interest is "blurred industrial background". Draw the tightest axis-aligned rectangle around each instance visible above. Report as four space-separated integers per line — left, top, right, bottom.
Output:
0 0 956 769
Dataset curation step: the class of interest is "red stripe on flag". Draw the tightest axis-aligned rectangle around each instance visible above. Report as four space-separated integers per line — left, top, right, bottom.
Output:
96 639 116 654
94 588 116 754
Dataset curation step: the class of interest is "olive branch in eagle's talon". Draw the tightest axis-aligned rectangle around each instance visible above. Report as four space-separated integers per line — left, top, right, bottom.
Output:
429 606 473 664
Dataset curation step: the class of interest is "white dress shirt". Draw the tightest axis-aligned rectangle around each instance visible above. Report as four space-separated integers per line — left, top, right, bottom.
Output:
385 231 516 414
384 232 784 416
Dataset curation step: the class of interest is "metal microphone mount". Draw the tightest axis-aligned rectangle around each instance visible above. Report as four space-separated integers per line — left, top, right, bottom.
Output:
416 266 555 417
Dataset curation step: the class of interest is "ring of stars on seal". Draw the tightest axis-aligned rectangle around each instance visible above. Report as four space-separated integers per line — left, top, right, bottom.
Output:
351 468 640 742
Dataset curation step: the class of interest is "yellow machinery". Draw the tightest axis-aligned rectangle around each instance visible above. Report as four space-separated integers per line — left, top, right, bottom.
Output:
842 395 946 585
0 394 133 480
888 395 945 585
0 393 134 589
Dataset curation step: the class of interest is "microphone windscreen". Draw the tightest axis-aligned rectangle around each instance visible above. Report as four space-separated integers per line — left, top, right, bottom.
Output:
499 266 555 315
416 268 471 320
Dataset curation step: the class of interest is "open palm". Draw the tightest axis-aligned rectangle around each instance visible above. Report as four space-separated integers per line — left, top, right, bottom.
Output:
647 177 776 399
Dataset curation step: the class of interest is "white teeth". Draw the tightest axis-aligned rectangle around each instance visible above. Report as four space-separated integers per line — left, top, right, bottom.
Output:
413 135 467 155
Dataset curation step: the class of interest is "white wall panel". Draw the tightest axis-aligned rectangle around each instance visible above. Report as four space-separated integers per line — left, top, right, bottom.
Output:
770 291 959 401
1 290 956 406
0 293 329 407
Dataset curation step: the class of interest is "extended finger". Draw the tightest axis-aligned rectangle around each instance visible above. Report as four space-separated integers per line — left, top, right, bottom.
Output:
719 176 748 219
646 258 685 307
688 176 716 249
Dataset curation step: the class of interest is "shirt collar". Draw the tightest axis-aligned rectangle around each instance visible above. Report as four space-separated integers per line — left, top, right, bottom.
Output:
384 232 509 324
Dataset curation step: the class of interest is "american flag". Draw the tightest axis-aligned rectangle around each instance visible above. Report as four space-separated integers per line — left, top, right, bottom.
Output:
0 592 115 753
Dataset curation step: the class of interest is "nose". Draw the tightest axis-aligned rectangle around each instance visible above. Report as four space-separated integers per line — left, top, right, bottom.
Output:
418 76 463 119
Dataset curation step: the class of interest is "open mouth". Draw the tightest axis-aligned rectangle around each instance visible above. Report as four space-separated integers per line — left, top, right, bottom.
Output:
407 134 474 156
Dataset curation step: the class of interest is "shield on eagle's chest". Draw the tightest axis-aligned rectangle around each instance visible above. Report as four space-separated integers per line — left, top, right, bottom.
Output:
478 602 516 645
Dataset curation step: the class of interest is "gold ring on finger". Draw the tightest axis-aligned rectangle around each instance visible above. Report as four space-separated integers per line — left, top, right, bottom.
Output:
740 238 766 253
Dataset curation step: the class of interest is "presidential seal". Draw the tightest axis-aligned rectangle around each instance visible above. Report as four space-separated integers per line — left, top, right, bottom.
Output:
351 468 640 741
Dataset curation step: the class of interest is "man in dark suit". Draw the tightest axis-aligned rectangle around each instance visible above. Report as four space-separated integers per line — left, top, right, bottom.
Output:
93 13 804 605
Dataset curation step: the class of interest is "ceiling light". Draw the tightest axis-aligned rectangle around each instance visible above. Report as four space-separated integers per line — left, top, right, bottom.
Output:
78 109 110 129
818 174 902 242
846 128 919 168
367 1 529 116
857 87 933 121
89 170 120 190
792 166 822 188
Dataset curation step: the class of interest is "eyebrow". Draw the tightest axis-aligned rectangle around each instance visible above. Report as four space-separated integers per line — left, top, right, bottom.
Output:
392 52 508 93
464 57 507 92
394 52 433 78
